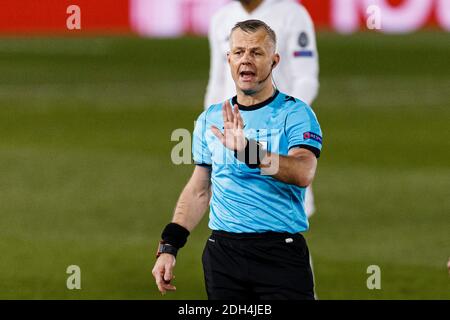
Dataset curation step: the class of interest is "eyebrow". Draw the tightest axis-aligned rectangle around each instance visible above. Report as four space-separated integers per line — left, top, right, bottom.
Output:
232 46 264 51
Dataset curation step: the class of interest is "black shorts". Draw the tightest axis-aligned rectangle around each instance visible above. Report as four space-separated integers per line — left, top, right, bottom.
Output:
202 230 315 300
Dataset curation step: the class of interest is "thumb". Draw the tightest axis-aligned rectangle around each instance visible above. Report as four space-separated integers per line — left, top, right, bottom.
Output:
211 126 225 144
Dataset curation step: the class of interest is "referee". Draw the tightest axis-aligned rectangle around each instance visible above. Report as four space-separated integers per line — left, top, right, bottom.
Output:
152 20 323 300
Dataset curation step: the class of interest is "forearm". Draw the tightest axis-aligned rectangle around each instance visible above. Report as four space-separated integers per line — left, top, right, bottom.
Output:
172 179 211 232
260 151 317 187
156 167 210 261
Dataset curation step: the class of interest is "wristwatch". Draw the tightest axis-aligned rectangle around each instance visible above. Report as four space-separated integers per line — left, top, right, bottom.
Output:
156 241 178 258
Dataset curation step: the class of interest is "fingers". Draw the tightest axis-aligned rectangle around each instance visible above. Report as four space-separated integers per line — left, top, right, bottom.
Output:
234 105 244 129
222 101 228 122
156 273 176 294
233 107 238 130
152 260 177 295
152 267 166 294
161 264 177 292
164 263 173 282
226 100 234 123
214 103 245 150
223 100 234 123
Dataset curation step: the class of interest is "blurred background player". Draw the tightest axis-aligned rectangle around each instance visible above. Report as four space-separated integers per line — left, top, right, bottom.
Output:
205 0 319 223
448 258 450 275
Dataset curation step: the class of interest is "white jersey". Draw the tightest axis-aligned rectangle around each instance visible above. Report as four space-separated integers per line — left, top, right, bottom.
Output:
204 0 319 108
204 0 319 217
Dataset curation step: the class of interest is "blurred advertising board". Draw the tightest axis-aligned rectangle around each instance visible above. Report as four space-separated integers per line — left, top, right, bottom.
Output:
0 0 130 34
0 0 448 35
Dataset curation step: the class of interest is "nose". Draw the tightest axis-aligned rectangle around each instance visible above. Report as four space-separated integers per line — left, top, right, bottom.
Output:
240 50 253 65
242 50 251 59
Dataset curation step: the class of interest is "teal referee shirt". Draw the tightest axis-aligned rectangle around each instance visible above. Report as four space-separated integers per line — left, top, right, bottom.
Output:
193 90 323 233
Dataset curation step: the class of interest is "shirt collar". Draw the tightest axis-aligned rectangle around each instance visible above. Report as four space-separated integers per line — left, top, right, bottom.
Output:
231 89 280 111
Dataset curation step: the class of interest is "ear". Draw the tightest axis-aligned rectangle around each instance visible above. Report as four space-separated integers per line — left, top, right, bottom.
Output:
272 53 281 69
227 51 231 65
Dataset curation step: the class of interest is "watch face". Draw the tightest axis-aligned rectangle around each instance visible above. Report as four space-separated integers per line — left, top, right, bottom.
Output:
157 243 177 257
156 241 164 257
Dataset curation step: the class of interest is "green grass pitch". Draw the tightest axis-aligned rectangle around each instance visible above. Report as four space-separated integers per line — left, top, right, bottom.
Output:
0 32 449 299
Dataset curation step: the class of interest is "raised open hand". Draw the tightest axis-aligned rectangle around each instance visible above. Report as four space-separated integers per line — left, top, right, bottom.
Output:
211 100 247 152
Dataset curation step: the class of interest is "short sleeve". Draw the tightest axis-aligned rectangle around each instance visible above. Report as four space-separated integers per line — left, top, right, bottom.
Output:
285 103 323 158
192 110 212 166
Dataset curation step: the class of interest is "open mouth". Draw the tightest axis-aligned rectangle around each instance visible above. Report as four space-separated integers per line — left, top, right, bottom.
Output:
239 70 256 81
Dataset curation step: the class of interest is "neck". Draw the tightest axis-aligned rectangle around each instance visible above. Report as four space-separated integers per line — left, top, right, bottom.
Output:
236 84 275 107
240 0 264 13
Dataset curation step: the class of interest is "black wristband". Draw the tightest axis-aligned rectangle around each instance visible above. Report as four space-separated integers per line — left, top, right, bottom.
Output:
161 223 190 249
234 138 267 169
